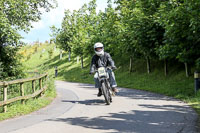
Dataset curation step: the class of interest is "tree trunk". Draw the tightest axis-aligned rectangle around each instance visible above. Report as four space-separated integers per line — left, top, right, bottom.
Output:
81 56 84 69
68 51 71 61
129 57 132 73
129 56 135 73
164 59 168 76
147 56 151 74
60 50 62 59
184 62 190 77
77 56 79 64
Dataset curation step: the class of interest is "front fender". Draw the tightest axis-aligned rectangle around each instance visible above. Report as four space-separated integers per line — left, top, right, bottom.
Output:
99 78 106 83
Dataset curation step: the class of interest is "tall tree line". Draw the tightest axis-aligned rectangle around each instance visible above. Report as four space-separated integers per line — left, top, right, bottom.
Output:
52 0 200 77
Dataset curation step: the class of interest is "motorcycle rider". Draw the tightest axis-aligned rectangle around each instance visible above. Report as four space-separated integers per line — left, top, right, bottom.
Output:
90 42 118 97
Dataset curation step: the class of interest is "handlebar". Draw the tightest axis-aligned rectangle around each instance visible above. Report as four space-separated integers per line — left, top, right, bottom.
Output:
90 66 117 74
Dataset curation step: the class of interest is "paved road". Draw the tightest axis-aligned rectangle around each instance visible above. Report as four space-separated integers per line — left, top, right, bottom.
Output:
0 81 198 133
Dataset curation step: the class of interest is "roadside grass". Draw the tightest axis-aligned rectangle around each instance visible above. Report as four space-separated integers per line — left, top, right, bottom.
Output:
0 77 56 121
0 43 57 121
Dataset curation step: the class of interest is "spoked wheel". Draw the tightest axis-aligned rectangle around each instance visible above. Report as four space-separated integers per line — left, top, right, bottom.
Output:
101 81 111 105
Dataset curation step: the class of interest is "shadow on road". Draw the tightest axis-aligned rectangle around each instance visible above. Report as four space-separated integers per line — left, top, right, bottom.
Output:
48 105 198 133
76 83 178 101
62 99 106 105
54 81 198 133
116 88 179 101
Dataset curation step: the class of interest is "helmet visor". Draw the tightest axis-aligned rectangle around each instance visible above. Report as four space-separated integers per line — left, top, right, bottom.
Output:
95 47 103 52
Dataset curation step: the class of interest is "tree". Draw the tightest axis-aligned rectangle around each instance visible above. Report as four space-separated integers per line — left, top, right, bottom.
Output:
157 0 200 77
116 0 165 74
0 0 56 79
116 0 142 73
54 0 98 68
98 1 121 55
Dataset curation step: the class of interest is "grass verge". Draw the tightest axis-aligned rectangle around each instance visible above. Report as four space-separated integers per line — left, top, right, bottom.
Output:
0 77 56 121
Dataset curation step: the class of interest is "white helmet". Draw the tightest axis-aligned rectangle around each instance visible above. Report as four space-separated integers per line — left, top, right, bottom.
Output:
94 42 104 56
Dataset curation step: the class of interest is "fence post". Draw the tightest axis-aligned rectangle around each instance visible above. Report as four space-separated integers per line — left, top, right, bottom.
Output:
39 78 43 96
32 80 35 93
45 75 47 85
20 83 25 104
0 74 48 113
55 67 58 77
3 82 8 113
39 78 42 90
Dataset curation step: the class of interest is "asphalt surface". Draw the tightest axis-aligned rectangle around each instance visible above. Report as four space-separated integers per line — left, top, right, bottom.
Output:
0 80 198 133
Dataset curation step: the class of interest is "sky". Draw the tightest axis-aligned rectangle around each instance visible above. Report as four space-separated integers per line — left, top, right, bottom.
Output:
20 0 109 43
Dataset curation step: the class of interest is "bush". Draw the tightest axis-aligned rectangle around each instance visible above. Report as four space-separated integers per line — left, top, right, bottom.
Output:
48 49 54 59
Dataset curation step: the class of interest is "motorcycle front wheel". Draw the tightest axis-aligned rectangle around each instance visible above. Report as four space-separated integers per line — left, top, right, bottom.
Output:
101 81 110 105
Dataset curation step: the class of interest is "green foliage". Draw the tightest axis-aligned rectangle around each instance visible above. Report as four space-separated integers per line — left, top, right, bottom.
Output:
48 48 54 59
0 62 3 80
196 58 200 71
156 0 200 64
51 0 200 75
0 0 56 80
51 0 98 57
94 1 122 56
34 46 38 53
0 46 24 79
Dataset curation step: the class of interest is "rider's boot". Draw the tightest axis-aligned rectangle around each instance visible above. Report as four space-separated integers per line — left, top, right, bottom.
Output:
112 88 119 93
97 88 102 97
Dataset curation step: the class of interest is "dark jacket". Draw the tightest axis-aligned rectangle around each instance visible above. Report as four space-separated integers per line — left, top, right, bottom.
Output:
90 52 116 73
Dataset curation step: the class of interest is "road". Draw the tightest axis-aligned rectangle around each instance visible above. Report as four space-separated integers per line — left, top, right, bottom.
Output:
0 81 198 133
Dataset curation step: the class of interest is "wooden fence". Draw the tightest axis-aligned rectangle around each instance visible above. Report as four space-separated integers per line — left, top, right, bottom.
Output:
0 73 48 113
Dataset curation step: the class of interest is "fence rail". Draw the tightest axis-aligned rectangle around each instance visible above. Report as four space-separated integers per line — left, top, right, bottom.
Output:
0 73 48 113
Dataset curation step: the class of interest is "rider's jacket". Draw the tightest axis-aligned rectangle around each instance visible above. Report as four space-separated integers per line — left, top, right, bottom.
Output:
90 52 116 73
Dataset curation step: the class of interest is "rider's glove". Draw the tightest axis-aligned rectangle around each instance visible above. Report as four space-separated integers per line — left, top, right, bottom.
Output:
89 71 94 75
111 66 117 70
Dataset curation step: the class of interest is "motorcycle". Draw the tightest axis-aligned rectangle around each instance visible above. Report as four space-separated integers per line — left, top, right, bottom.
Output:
96 67 115 105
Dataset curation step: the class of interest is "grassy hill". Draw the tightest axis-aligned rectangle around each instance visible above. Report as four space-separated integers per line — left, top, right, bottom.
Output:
21 43 200 116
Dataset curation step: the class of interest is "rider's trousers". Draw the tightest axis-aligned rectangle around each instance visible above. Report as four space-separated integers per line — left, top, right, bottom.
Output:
94 69 117 88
